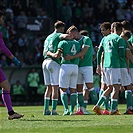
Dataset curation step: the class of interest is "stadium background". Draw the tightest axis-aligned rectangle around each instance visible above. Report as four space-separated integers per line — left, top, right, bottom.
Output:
0 0 133 105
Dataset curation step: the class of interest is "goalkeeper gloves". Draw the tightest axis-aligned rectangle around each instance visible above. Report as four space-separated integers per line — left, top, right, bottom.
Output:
13 57 21 69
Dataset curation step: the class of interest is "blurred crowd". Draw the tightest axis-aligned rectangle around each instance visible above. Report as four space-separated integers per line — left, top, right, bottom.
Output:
0 0 133 67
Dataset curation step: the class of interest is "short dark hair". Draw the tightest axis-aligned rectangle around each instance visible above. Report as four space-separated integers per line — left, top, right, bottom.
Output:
121 20 131 30
121 30 131 39
80 30 88 36
112 22 122 31
66 25 78 33
54 21 65 29
100 22 111 30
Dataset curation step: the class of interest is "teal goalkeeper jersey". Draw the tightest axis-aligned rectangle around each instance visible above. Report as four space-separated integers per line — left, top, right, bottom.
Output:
128 34 133 68
78 36 93 67
58 40 81 65
97 33 125 68
43 32 62 64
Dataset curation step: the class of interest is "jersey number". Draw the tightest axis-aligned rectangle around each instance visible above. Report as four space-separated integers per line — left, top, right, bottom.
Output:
71 44 77 55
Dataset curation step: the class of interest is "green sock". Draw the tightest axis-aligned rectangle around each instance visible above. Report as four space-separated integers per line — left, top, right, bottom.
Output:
96 96 106 107
52 99 58 110
69 93 77 113
89 88 98 104
83 100 88 109
111 99 118 112
103 96 110 110
44 98 50 110
61 93 68 111
99 89 104 98
125 90 132 110
77 93 84 107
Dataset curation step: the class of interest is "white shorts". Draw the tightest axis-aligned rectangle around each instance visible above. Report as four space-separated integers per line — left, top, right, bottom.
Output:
77 66 93 84
42 58 60 85
120 68 131 86
129 68 133 84
101 68 107 84
104 68 121 86
59 64 78 89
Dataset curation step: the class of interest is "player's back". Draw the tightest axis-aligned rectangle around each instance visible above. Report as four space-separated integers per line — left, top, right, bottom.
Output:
58 39 81 65
103 33 122 68
43 32 62 64
78 36 93 67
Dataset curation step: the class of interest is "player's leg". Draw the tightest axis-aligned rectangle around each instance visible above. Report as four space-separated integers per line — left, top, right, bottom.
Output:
110 68 121 115
100 78 110 113
83 66 98 105
60 88 69 115
59 64 70 115
69 65 78 115
124 85 133 114
44 85 52 115
42 60 52 115
50 61 60 115
0 78 24 120
93 68 112 115
121 68 133 114
75 69 85 114
129 68 133 111
74 84 84 115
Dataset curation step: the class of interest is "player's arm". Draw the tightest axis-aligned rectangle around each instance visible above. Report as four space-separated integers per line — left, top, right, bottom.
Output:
64 45 88 60
96 45 103 75
0 38 21 68
46 50 61 58
127 41 133 50
60 34 72 40
118 39 126 58
126 49 130 71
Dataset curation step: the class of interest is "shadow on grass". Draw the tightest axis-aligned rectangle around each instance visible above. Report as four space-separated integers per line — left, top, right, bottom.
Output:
20 119 91 122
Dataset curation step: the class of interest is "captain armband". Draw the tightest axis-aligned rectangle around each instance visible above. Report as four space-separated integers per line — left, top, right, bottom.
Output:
58 48 63 53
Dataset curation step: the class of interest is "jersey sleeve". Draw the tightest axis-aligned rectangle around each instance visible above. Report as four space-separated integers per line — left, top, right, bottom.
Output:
97 43 104 65
84 37 92 47
57 41 64 53
118 38 126 58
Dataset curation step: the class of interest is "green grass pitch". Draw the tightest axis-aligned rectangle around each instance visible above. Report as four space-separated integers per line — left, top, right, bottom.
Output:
0 105 133 133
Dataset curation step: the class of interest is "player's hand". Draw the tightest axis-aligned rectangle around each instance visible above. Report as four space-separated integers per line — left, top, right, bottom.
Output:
96 65 101 75
64 54 72 60
13 57 21 69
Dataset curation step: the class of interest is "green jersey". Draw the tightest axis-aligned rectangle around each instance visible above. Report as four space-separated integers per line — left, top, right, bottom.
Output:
119 38 128 68
97 33 125 68
128 34 133 68
43 32 62 64
97 36 106 65
58 40 81 65
78 36 93 67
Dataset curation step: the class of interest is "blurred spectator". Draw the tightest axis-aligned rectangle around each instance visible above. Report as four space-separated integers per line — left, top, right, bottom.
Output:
32 35 43 64
17 33 28 62
25 54 35 66
5 7 14 22
26 2 37 17
73 2 82 26
116 4 126 21
15 11 28 34
0 55 8 67
62 1 72 28
27 68 40 103
37 9 48 19
12 80 26 102
12 0 23 16
0 22 9 44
